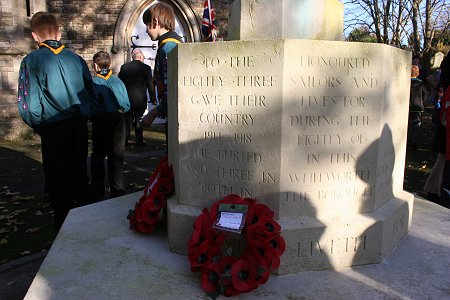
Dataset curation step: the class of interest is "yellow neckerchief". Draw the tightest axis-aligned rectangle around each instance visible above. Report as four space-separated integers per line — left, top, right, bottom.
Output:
153 37 181 89
96 69 113 80
39 42 65 55
159 38 181 47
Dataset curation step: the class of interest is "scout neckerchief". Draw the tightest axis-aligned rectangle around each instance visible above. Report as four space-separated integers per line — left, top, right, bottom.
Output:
39 40 65 55
96 69 113 80
159 38 181 48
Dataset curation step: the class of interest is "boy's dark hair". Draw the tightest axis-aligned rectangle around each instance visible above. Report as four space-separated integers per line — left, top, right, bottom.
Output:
93 51 111 69
31 12 59 38
143 3 175 32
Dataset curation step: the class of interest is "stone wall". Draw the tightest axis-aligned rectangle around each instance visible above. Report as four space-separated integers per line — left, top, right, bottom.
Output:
0 0 31 139
0 0 231 140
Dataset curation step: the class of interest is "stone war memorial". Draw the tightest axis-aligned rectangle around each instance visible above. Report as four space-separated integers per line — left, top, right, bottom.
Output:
24 1 450 299
166 0 414 274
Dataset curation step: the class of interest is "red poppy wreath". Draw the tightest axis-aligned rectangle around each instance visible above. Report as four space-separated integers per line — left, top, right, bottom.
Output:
188 194 286 297
128 155 174 233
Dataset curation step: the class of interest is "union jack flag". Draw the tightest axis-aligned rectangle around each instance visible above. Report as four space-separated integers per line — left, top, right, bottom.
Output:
202 0 217 41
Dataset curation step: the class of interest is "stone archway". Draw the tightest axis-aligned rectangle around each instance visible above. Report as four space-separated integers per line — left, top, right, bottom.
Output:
111 0 201 71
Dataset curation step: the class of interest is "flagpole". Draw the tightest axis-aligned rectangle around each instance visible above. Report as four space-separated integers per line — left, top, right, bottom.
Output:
207 0 213 41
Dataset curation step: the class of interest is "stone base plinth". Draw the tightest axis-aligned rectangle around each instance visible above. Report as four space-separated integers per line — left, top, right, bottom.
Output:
166 197 203 254
277 191 414 273
24 193 449 299
167 191 414 273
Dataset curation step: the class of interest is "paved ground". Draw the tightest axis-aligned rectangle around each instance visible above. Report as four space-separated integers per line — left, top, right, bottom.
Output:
0 252 45 300
0 108 448 300
0 127 166 300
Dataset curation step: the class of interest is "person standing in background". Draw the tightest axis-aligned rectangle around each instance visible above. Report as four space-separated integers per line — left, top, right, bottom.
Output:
436 53 450 208
407 62 427 150
140 2 183 150
118 49 155 147
424 87 446 203
91 51 130 200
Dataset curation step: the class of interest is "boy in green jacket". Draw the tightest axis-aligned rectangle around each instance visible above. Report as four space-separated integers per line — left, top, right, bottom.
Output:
91 51 130 200
17 12 98 230
141 2 182 149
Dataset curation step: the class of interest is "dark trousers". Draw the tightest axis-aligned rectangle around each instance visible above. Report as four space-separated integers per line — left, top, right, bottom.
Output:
125 108 146 145
439 160 450 208
407 112 422 147
40 118 91 230
91 113 126 200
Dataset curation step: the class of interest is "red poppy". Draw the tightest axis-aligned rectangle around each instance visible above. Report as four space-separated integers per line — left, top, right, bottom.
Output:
269 253 280 269
201 262 223 293
134 205 144 222
264 219 281 233
230 259 258 292
219 270 241 296
239 253 271 284
267 234 286 257
188 234 200 251
247 218 281 237
247 242 280 269
144 192 166 211
159 163 174 179
255 266 271 284
222 280 240 297
136 219 155 233
189 240 221 272
154 178 174 194
188 210 215 249
246 239 277 269
246 203 271 226
219 255 237 276
134 202 160 225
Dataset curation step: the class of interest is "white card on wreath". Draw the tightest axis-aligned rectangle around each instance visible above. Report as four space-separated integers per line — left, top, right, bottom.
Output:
217 212 244 230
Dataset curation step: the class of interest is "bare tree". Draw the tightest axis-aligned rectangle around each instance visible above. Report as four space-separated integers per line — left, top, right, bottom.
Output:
343 0 450 64
343 0 411 45
411 0 422 54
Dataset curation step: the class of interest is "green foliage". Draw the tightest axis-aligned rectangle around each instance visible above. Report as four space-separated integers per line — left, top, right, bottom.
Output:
433 30 450 49
346 27 377 43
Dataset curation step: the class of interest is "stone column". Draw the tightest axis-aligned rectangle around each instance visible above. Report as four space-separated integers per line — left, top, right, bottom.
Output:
228 0 344 41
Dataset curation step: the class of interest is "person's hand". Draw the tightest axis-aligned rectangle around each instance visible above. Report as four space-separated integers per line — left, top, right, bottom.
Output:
141 107 159 126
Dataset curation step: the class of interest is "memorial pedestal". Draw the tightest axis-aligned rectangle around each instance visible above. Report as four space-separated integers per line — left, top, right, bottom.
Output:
167 39 413 273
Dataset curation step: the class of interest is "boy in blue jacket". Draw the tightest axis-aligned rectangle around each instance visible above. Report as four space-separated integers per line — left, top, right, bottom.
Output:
141 2 182 149
91 51 130 200
17 12 98 230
